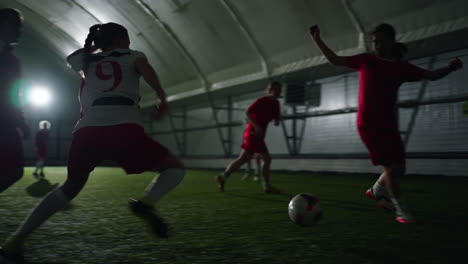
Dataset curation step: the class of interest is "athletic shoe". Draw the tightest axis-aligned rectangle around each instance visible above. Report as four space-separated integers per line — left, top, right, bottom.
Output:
128 199 169 238
395 205 416 224
264 186 281 194
32 172 39 178
215 175 225 192
365 188 394 211
0 236 24 263
253 176 260 182
39 172 45 178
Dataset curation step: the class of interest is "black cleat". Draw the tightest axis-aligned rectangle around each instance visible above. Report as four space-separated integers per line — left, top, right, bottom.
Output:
128 199 169 238
39 172 45 178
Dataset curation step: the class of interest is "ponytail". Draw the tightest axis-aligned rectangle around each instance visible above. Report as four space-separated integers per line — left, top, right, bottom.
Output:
81 23 129 71
83 24 101 71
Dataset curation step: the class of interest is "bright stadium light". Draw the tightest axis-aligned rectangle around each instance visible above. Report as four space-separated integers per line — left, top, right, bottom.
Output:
28 87 52 107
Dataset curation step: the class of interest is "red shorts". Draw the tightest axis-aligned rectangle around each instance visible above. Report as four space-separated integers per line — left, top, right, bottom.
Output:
68 124 169 176
0 126 24 168
35 147 47 160
240 128 268 154
358 126 405 167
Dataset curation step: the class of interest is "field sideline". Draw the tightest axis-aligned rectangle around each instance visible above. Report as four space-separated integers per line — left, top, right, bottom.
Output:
1 167 467 264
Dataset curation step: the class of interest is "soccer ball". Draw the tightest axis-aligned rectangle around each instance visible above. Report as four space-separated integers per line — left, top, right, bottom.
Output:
288 193 322 226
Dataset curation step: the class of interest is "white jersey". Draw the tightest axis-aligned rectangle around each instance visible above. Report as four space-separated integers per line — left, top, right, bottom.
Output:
67 48 146 131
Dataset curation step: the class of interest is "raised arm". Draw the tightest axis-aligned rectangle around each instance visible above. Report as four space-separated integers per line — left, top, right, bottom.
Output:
135 56 167 119
422 58 463 81
309 25 347 66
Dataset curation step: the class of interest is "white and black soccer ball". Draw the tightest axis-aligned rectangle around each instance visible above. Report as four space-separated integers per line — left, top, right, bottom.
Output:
288 193 322 227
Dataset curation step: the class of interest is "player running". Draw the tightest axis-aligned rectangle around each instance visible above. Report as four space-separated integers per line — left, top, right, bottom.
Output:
1 22 185 260
0 8 30 194
309 23 463 223
32 120 51 178
242 154 261 181
216 81 282 194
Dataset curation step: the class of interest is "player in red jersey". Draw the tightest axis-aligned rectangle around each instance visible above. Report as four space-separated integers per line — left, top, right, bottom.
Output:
216 81 282 194
0 8 30 194
32 120 51 178
309 23 463 223
1 23 185 259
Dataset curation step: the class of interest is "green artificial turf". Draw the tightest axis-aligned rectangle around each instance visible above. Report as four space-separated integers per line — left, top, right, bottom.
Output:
1 167 467 264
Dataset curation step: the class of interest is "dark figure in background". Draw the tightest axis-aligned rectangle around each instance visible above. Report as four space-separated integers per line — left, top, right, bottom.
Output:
0 8 30 193
309 23 463 223
33 120 51 178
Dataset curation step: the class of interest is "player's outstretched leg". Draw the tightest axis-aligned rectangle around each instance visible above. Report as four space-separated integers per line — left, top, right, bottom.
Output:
253 154 262 181
216 150 252 192
33 161 40 178
241 159 253 180
387 164 415 224
1 172 88 257
379 164 415 223
257 152 279 194
129 153 184 238
365 170 394 211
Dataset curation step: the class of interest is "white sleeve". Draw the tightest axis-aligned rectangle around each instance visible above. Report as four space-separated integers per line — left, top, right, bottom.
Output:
66 51 85 72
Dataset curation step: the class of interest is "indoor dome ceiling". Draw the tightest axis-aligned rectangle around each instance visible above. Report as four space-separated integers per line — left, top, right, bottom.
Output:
2 0 468 107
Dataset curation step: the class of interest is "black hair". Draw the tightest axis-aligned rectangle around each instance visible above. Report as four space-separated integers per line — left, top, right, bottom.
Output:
372 23 407 60
83 23 129 71
0 8 22 25
372 23 396 41
268 81 282 94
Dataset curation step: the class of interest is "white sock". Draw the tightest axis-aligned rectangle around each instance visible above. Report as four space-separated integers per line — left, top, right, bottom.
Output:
372 182 386 198
143 168 185 205
14 188 70 240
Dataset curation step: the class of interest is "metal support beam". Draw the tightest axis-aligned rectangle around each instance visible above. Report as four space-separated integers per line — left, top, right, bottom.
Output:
207 93 230 156
136 1 231 156
151 121 243 135
342 0 369 52
227 96 233 156
281 106 307 155
167 108 185 155
220 0 271 76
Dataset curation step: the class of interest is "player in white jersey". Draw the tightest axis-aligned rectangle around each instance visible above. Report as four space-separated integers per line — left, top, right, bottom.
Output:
1 23 185 260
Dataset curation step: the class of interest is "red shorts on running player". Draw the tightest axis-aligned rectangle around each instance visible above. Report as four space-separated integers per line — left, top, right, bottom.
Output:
68 123 169 176
358 125 405 167
0 126 24 168
240 127 268 154
35 147 47 160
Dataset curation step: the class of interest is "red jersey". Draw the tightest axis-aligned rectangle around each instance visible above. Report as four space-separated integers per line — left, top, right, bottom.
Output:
35 129 49 148
346 53 428 128
246 96 280 135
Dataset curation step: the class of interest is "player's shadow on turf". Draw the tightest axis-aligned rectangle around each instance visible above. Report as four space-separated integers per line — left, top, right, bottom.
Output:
25 178 59 198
